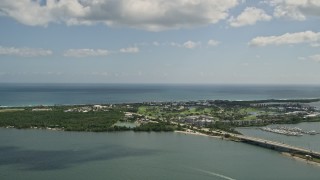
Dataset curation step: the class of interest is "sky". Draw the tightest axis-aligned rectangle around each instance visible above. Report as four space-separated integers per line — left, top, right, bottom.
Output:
0 0 319 84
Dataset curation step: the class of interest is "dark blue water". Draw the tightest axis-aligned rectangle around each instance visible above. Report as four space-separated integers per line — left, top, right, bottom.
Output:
1 83 320 106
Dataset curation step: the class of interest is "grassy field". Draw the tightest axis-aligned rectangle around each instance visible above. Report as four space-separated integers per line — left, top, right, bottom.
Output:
137 105 272 121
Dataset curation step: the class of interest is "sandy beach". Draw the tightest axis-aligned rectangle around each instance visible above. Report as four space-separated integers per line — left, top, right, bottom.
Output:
175 130 222 139
282 152 320 167
176 130 320 167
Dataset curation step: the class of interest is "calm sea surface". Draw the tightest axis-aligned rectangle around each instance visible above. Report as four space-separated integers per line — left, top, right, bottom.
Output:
1 83 320 106
1 128 320 180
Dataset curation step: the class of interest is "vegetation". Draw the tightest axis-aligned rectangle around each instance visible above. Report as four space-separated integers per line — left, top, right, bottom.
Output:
291 154 320 164
0 108 123 132
0 98 319 133
133 122 176 132
207 122 240 134
0 106 178 132
215 98 320 105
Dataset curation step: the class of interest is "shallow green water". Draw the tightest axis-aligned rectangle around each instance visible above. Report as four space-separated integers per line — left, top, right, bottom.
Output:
0 128 319 180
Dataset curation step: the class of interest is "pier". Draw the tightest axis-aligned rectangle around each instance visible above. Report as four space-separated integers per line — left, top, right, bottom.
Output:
234 134 320 159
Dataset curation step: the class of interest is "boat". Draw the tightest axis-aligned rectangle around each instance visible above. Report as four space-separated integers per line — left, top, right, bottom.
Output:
260 126 317 136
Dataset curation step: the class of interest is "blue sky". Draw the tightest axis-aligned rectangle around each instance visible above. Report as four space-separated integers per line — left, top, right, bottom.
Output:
0 0 319 84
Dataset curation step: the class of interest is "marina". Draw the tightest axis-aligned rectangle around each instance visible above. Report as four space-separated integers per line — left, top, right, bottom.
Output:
237 122 320 153
260 126 318 136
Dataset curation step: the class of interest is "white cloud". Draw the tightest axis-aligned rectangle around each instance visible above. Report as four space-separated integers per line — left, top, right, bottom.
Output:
152 39 216 48
207 39 220 46
64 49 109 58
270 0 320 20
0 0 239 31
64 47 140 57
152 40 202 49
311 43 320 47
229 7 272 27
299 54 320 63
119 47 139 53
170 42 182 48
183 41 201 49
309 54 320 63
0 46 52 57
249 31 320 47
153 41 160 46
168 40 201 49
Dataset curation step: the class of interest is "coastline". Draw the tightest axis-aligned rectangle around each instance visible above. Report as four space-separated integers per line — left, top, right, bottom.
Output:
175 130 210 137
1 97 320 108
176 130 320 167
175 130 223 140
1 98 320 167
282 152 320 167
3 126 320 167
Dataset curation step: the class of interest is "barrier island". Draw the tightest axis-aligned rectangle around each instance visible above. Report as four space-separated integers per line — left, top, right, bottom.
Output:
1 98 319 132
1 98 320 164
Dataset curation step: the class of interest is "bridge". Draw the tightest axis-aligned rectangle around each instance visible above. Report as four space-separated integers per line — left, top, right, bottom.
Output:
183 125 320 159
234 134 320 159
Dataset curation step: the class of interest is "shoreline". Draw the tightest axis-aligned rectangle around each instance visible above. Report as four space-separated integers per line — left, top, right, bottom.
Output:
282 152 320 167
176 130 320 167
174 130 224 140
175 130 210 137
2 126 320 167
1 97 319 108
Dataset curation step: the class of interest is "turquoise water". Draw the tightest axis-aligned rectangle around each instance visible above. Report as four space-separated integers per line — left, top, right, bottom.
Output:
1 83 320 106
0 128 319 180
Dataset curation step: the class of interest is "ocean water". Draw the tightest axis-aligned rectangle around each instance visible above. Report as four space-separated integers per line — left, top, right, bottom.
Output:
1 83 320 106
